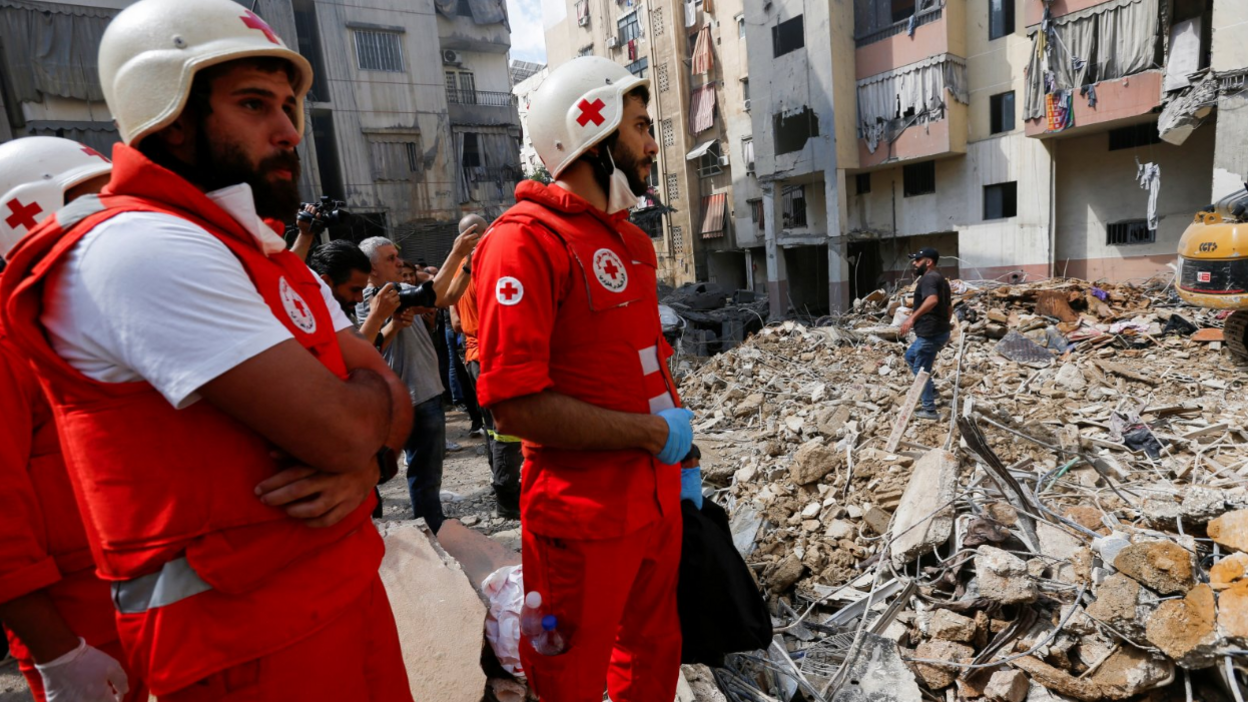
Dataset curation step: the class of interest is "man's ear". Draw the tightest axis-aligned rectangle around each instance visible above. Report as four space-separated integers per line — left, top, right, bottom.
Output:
319 273 333 287
153 111 195 150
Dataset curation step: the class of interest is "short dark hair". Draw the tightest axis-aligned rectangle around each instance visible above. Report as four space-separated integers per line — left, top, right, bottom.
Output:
309 239 371 285
625 85 650 107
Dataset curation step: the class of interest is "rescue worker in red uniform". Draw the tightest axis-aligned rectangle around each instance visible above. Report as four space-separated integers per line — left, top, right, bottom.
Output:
0 1 415 699
0 137 146 702
474 56 700 701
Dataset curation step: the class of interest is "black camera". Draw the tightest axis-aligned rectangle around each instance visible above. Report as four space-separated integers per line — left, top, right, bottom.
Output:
297 196 351 235
394 281 438 311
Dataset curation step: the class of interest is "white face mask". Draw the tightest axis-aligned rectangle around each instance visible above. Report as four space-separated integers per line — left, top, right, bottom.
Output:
605 149 639 215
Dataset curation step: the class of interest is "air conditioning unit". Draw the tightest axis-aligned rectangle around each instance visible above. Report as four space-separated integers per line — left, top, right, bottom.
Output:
442 49 462 65
718 155 730 167
743 99 751 112
606 36 619 48
746 161 756 174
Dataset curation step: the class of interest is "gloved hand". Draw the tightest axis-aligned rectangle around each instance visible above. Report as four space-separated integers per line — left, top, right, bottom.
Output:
680 467 704 509
35 638 129 702
655 408 694 465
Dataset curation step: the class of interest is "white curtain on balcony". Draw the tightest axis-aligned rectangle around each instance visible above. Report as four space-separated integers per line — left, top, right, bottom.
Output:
1023 0 1159 121
856 54 968 154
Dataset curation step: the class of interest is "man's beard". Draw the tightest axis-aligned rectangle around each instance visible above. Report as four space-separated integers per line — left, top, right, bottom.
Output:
610 141 653 196
912 262 928 277
196 127 302 220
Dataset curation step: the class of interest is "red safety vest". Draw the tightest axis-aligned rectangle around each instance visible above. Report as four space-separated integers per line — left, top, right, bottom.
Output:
0 145 382 696
475 181 683 539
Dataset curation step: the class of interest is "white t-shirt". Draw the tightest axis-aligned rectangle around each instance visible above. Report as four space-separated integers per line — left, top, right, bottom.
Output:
42 184 353 409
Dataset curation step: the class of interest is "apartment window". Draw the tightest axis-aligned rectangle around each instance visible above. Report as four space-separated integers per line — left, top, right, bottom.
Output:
856 172 871 195
1108 123 1162 151
698 142 724 178
737 14 745 38
461 132 481 168
578 44 594 57
368 133 423 181
749 198 764 224
989 0 1014 41
445 71 458 102
891 0 915 24
772 15 804 57
983 181 1018 219
1107 219 1155 245
618 11 641 43
742 77 750 101
666 172 680 201
626 57 649 78
355 30 404 72
782 185 807 228
653 6 665 36
990 91 1015 134
661 118 675 147
446 71 476 104
903 161 936 197
310 110 344 197
742 138 755 173
773 107 819 155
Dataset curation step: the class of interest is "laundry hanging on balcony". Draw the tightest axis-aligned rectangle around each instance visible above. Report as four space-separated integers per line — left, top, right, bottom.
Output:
855 53 968 154
691 25 714 75
689 84 717 135
1023 0 1159 121
1045 90 1074 132
1136 162 1161 232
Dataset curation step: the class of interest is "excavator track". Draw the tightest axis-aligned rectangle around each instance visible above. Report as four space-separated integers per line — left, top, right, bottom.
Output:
1227 310 1248 362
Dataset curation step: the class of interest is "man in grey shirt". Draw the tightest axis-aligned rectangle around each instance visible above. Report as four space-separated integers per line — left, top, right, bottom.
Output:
358 231 478 532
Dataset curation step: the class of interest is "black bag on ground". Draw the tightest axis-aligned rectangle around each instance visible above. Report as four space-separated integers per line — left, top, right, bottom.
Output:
678 498 773 666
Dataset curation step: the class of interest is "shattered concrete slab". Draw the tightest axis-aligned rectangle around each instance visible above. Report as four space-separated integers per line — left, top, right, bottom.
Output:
831 634 923 702
911 639 974 690
975 546 1038 604
1085 573 1158 640
888 449 958 568
1011 645 1174 701
1145 584 1220 669
984 670 1030 702
1113 540 1195 595
1209 509 1248 553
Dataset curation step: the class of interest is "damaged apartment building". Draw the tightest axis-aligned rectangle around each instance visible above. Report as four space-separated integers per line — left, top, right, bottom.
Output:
736 0 1248 319
0 0 521 264
543 0 755 287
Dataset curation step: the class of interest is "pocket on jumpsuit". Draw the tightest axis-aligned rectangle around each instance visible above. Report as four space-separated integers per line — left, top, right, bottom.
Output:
530 535 584 657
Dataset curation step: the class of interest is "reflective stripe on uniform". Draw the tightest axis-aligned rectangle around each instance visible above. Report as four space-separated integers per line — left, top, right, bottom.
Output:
111 557 212 614
487 429 523 443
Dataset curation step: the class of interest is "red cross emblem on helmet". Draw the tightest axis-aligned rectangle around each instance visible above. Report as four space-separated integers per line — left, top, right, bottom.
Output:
241 10 280 45
576 99 607 128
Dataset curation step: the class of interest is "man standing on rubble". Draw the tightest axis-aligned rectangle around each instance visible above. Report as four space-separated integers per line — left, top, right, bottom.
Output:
474 56 697 701
0 0 414 699
900 247 953 420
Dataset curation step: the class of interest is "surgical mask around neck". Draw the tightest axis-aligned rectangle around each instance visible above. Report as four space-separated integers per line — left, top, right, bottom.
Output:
605 150 638 215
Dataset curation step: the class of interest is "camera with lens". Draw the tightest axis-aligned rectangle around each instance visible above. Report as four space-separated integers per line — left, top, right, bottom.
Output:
297 195 351 235
395 281 438 311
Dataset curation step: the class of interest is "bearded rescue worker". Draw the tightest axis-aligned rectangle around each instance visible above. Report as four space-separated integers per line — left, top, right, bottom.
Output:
0 138 146 702
0 1 415 699
474 56 697 701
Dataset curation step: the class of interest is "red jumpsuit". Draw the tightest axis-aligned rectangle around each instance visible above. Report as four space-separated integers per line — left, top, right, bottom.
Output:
1 145 410 701
0 328 147 702
475 181 683 702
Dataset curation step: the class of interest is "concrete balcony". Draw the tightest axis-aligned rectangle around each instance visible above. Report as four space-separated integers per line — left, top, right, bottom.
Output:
437 14 510 54
858 101 968 169
854 3 965 81
448 90 521 128
1024 70 1164 139
1025 0 1119 27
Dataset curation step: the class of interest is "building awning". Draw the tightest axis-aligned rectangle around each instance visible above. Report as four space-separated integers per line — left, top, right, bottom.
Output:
686 140 717 161
701 193 727 239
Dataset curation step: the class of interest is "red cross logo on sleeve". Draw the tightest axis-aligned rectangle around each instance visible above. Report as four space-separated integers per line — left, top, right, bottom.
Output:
80 145 110 163
241 10 280 45
496 277 524 306
576 99 607 127
4 198 43 231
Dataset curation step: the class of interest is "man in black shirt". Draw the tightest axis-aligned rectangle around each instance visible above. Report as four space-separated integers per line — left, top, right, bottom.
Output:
899 247 952 420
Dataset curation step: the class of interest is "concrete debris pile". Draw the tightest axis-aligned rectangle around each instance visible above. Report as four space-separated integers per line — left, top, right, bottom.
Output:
679 276 1248 701
660 282 769 356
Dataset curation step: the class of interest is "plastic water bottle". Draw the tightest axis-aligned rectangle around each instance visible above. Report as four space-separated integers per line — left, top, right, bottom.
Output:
520 591 545 638
532 614 568 656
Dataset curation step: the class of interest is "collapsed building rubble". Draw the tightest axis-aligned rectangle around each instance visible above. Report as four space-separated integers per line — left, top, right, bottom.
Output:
678 276 1248 701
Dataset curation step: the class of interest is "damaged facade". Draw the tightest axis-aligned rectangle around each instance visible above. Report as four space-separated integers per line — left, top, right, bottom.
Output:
0 0 520 264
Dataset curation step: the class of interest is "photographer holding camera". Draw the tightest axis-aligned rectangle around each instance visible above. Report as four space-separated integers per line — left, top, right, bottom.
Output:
289 196 349 261
357 226 480 533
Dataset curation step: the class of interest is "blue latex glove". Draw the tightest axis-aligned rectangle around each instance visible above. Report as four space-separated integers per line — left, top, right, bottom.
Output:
655 408 694 465
680 467 704 509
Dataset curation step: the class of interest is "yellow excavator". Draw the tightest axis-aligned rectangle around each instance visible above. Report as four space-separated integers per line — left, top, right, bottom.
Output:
1176 187 1248 360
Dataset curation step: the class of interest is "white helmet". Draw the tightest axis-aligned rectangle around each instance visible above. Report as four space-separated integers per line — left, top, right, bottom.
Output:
98 0 314 146
528 57 650 178
0 137 113 256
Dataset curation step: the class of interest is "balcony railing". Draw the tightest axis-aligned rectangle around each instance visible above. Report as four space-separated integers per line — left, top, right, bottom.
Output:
855 7 943 48
448 90 516 107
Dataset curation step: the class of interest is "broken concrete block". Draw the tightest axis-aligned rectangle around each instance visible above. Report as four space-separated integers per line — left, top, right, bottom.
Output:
816 405 852 437
1036 522 1086 584
862 505 892 536
1218 581 1248 640
1011 645 1174 701
975 546 1038 604
1053 363 1086 392
831 634 923 702
735 392 765 417
888 449 958 568
825 519 855 540
929 609 976 643
379 523 488 701
1085 573 1158 640
1145 584 1219 669
911 640 974 690
984 670 1030 702
1061 505 1104 534
1113 540 1195 595
766 554 805 591
1209 509 1248 553
789 438 839 485
1211 552 1248 590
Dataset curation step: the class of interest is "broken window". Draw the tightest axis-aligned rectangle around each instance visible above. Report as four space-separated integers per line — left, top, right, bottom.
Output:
773 107 819 155
772 15 804 58
1108 122 1162 151
461 132 481 168
782 186 807 228
367 132 423 181
857 55 969 153
1107 219 1155 245
903 161 936 197
990 91 1015 134
354 29 404 72
891 0 915 24
856 172 871 195
983 181 1017 220
988 0 1014 41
